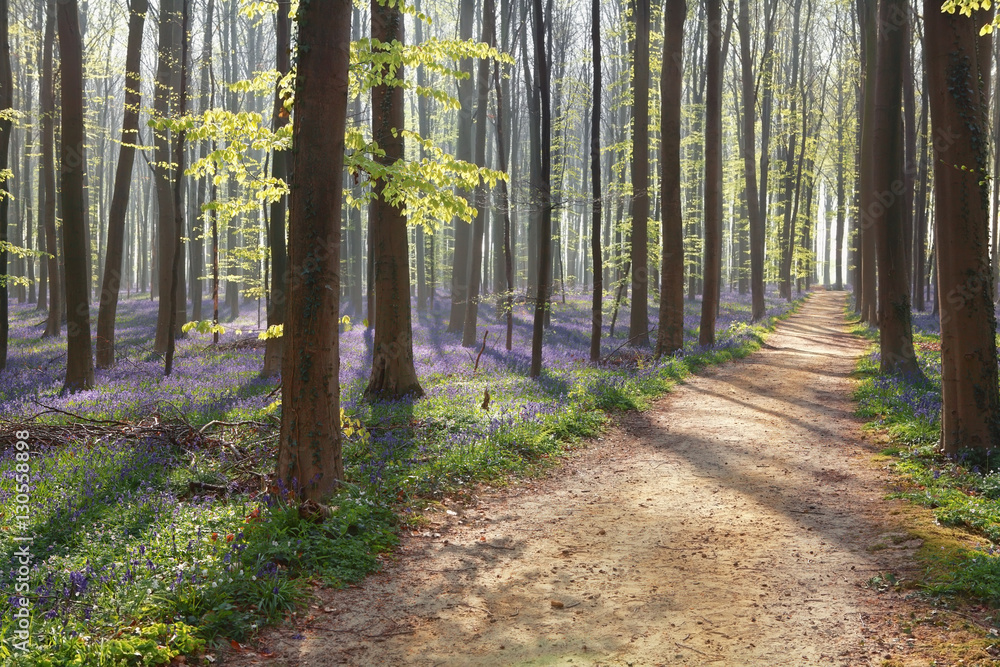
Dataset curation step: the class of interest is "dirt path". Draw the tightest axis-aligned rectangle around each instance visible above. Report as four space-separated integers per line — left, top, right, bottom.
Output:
231 291 935 666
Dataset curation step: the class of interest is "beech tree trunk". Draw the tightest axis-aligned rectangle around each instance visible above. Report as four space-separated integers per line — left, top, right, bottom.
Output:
153 0 178 353
590 0 604 362
872 0 920 376
857 0 878 323
924 0 1000 453
262 0 291 377
628 0 650 346
0 0 10 370
364 0 423 399
57 0 94 392
448 0 475 332
462 0 495 348
699 0 723 346
657 0 685 357
41 0 60 338
738 0 766 321
95 0 146 369
276 0 351 500
529 0 552 379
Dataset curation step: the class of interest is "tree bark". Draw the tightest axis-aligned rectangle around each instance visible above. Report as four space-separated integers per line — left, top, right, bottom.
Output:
153 0 178 353
857 0 878 323
462 0 495 348
57 0 94 392
590 0 605 362
448 0 476 332
364 0 423 399
924 0 1000 452
738 0 766 320
529 0 552 379
657 0 685 356
699 0 723 346
277 0 350 500
262 0 291 377
95 0 146 369
41 0 60 338
628 0 651 346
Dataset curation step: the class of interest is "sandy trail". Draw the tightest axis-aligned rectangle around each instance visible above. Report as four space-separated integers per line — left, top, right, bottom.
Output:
233 291 921 666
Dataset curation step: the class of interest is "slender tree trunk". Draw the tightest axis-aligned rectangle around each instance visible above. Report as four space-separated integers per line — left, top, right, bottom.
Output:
529 0 551 378
191 0 214 322
153 0 178 353
262 0 291 377
0 0 10 369
462 0 495 347
738 0 766 320
57 0 94 392
699 0 723 346
913 84 929 310
95 0 146 369
41 1 60 338
165 0 190 376
657 0 685 356
448 0 476 332
627 0 650 345
492 58 514 351
858 0 878 323
365 0 423 399
589 0 604 362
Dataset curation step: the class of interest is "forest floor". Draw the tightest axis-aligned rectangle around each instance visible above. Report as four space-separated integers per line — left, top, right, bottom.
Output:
225 291 997 667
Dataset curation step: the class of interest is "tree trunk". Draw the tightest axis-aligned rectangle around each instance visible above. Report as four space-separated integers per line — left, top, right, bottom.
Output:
95 0 146 369
924 0 1000 452
364 0 423 399
165 0 190 376
57 0 94 392
699 0 722 346
153 0 178 353
448 0 476 332
0 0 10 370
529 0 552 379
262 0 291 377
857 0 878 323
41 0 60 338
276 0 350 500
461 0 494 347
627 0 650 345
656 0 685 356
913 84 929 311
738 0 766 320
589 0 604 362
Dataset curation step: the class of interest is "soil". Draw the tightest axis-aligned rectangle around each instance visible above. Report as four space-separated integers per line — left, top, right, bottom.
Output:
222 291 999 666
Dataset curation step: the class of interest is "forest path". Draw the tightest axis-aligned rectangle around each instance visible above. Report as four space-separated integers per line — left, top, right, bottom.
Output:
232 291 927 666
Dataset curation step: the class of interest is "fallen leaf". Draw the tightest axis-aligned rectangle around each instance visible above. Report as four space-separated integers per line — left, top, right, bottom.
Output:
551 600 565 609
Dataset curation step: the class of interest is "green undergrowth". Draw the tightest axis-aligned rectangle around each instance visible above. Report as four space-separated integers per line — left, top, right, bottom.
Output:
1 297 804 665
849 301 1000 607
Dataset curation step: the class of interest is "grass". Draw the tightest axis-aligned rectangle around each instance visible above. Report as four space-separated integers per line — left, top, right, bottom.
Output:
0 288 803 664
849 298 1000 607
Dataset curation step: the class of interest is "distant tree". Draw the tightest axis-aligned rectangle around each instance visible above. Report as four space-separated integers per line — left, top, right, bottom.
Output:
0 0 11 371
57 0 94 392
628 0 651 347
276 0 352 500
529 0 552 379
924 0 1000 453
857 0 878 323
872 0 920 376
656 0 684 357
364 0 423 399
699 0 723 346
95 0 147 370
